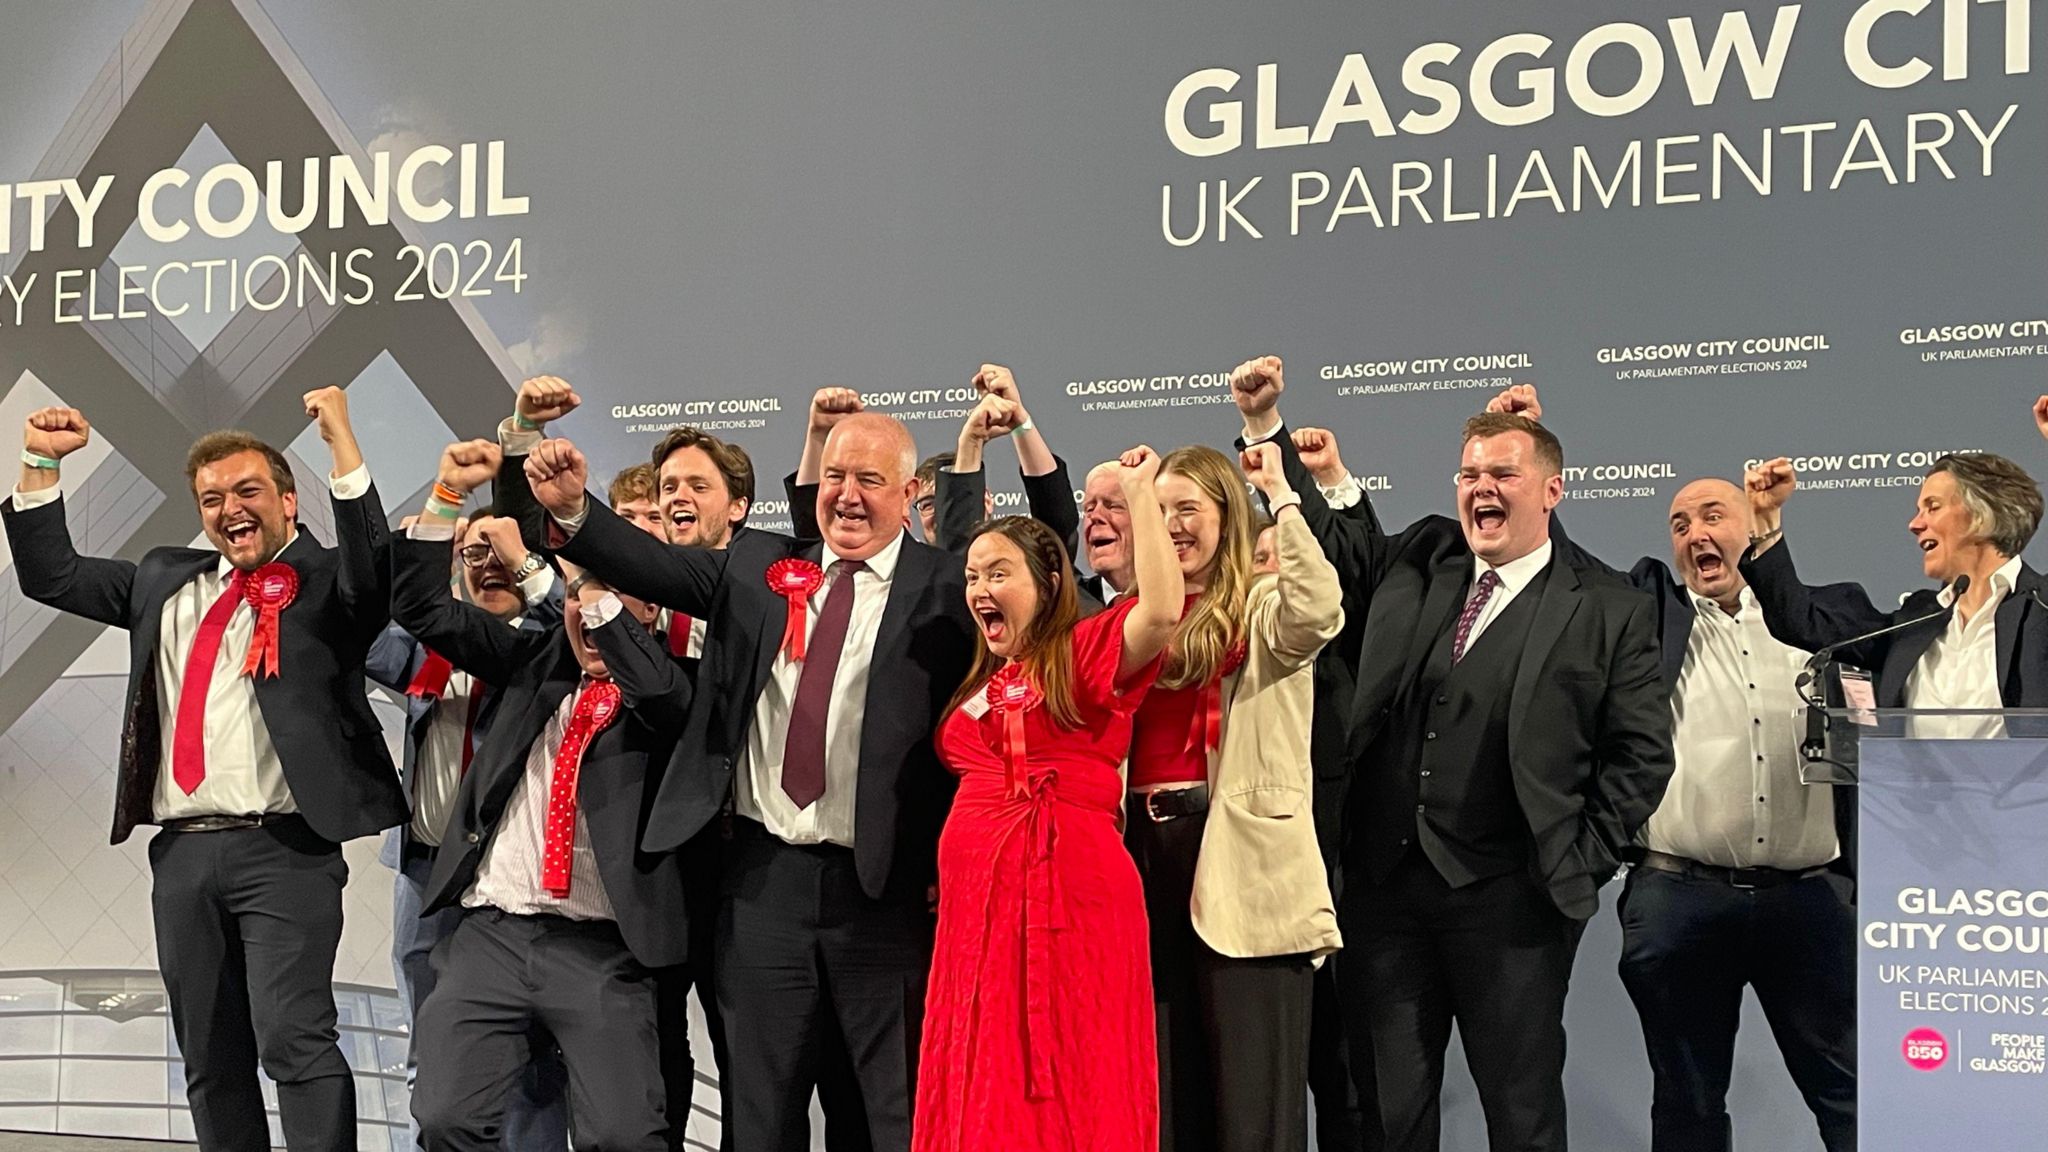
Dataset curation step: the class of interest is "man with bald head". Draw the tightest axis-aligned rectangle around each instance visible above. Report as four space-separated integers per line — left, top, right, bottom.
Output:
1489 386 1855 1152
524 387 974 1152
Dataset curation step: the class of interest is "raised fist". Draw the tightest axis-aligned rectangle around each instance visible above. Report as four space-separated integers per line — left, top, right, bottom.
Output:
524 438 589 520
1239 441 1289 499
302 387 353 442
23 408 89 460
809 387 864 437
516 375 581 426
1229 355 1285 419
1291 427 1346 486
1745 457 1797 515
1118 444 1161 489
964 394 1022 443
2033 395 2048 443
438 440 503 496
973 364 1023 408
469 515 529 570
1486 383 1543 421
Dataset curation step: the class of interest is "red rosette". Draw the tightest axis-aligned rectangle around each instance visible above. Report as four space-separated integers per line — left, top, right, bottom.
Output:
766 557 825 662
987 664 1042 798
239 561 298 678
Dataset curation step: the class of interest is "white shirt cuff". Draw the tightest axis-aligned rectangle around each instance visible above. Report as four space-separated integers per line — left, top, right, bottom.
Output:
408 519 459 542
1321 474 1363 510
498 416 544 455
9 484 62 511
580 591 624 630
555 503 589 535
520 565 556 606
328 463 372 500
1241 423 1281 446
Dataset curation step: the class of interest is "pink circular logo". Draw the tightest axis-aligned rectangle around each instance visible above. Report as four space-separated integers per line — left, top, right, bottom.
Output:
1902 1027 1948 1071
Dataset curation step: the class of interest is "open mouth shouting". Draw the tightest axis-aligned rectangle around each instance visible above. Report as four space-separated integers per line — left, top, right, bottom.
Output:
1691 546 1726 581
475 569 513 594
221 515 261 551
975 602 1010 647
1469 501 1507 534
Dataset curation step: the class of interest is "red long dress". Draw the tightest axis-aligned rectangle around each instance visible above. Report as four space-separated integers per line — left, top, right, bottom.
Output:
914 599 1161 1152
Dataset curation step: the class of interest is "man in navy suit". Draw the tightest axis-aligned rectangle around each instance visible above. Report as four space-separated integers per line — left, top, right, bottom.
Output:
368 511 566 1152
523 388 975 1152
2 390 406 1152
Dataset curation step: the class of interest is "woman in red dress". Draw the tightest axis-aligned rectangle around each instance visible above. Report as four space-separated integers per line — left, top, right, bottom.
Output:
914 450 1183 1152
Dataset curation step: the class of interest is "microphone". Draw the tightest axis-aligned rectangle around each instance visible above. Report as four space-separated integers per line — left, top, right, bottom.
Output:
1797 574 1968 762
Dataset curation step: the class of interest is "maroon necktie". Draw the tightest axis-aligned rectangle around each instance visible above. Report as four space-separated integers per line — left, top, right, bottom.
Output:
1450 569 1501 663
780 559 864 809
667 613 694 658
170 569 248 795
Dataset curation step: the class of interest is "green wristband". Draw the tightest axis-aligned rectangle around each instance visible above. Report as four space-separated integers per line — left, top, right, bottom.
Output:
21 450 60 470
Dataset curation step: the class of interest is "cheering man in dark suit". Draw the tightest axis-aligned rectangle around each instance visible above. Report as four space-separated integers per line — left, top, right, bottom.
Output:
2 390 407 1152
389 439 694 1150
1226 356 1672 1152
524 388 975 1152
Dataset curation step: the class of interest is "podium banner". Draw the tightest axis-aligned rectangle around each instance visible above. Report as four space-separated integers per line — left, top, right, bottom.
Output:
1859 736 2048 1151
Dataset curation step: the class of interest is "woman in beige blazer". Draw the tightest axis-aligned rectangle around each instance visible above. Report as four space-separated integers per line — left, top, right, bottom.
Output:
1122 440 1344 1152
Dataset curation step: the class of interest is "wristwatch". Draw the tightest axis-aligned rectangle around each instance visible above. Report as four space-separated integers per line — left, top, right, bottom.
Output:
511 553 547 582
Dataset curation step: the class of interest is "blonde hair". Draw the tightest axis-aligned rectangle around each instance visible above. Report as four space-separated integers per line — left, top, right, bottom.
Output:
1156 445 1253 690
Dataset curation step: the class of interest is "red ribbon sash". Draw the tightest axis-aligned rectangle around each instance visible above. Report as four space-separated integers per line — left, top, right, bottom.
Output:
766 558 825 662
986 665 1042 799
239 562 298 678
406 649 454 699
1187 638 1249 758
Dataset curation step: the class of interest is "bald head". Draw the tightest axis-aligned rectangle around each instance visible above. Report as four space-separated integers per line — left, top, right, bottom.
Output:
1668 476 1751 610
818 412 917 560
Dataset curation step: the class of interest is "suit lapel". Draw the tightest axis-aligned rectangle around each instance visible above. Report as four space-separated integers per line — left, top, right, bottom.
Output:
474 644 579 822
749 537 812 699
1660 577 1695 689
1404 555 1469 686
1509 556 1583 742
1995 566 2040 702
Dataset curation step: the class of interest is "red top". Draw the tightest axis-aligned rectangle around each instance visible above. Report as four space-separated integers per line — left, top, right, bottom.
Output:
1127 595 1243 790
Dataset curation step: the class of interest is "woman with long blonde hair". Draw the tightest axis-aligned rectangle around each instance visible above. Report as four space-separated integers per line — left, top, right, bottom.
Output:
913 450 1183 1152
1122 441 1345 1152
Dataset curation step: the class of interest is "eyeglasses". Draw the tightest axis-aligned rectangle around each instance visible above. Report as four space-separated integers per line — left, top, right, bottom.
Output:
458 545 498 569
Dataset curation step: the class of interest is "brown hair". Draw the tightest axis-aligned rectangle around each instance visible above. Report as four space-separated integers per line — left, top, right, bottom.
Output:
1461 412 1565 477
946 516 1084 730
650 426 755 518
608 463 658 506
185 431 295 496
1156 445 1253 691
917 451 955 493
1929 452 2044 556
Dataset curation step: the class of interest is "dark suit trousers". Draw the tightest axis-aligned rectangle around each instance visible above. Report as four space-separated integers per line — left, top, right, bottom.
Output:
148 817 354 1152
412 909 666 1152
1310 952 1378 1152
657 830 732 1151
1617 866 1856 1152
1127 808 1316 1152
1341 851 1585 1152
716 820 932 1152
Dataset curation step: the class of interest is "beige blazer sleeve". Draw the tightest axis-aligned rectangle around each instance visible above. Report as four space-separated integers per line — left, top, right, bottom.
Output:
1189 512 1345 960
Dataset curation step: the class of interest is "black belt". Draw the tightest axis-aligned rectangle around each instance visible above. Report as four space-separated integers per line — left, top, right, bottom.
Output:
1133 784 1210 823
1638 849 1831 890
158 813 300 834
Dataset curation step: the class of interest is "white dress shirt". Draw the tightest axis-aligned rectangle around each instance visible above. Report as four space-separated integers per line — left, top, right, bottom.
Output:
13 464 374 821
1906 556 2021 739
1240 422 1364 508
1646 587 1837 869
411 667 475 846
464 678 618 922
735 532 904 848
1461 540 1554 651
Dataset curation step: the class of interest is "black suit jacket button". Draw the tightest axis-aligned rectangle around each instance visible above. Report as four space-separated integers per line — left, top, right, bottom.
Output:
465 832 480 844
1435 695 1447 706
1425 731 1437 740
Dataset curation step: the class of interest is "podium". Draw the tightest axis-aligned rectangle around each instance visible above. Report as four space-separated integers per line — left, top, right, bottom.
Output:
1829 709 2048 1151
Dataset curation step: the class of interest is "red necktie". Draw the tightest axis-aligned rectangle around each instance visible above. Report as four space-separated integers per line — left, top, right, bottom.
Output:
667 613 694 658
170 569 248 795
406 649 455 699
1451 569 1501 663
780 559 864 810
540 678 623 898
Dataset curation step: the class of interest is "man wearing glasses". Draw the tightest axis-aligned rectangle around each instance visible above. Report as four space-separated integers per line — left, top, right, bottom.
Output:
368 511 566 1151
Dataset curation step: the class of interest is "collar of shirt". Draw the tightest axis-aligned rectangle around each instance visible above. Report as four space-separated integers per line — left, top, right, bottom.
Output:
1691 583 1759 621
823 527 906 581
1474 537 1553 595
1937 554 2024 609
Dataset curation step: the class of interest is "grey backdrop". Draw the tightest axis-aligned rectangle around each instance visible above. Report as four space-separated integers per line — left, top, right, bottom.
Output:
1 0 2044 1147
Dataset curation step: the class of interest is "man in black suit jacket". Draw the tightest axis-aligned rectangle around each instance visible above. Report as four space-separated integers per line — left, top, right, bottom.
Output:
524 389 975 1152
385 441 694 1150
2 392 406 1152
1227 357 1671 1152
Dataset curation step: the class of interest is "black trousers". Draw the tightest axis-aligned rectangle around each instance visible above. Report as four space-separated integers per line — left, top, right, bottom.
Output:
412 909 667 1152
149 817 354 1152
659 831 731 1151
1127 806 1316 1152
1617 865 1856 1152
1340 851 1585 1152
1310 952 1379 1152
716 820 933 1152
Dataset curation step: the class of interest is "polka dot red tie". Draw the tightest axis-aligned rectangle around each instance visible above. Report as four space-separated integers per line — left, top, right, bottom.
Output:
540 678 623 899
